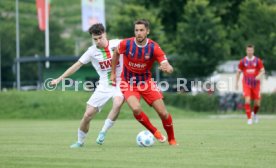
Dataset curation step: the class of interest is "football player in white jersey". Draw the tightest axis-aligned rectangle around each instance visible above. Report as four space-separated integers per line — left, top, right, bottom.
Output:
50 23 124 148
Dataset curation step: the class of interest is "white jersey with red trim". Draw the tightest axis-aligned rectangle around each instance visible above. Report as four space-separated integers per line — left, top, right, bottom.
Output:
79 39 122 86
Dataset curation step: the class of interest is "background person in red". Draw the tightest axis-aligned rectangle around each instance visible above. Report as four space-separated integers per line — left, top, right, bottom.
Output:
236 44 265 125
111 19 177 145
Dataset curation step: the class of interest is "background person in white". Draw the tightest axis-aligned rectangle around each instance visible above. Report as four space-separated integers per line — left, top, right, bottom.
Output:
50 23 124 147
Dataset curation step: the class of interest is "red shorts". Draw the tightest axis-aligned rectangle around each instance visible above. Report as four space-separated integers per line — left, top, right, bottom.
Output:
242 84 261 100
120 79 163 105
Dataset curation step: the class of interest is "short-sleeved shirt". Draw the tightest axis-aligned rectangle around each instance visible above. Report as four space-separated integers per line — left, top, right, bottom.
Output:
117 37 167 84
79 39 122 86
238 56 264 88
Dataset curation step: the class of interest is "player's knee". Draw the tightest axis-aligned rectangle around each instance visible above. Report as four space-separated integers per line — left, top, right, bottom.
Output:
83 111 93 120
158 111 168 120
132 105 142 115
254 101 261 106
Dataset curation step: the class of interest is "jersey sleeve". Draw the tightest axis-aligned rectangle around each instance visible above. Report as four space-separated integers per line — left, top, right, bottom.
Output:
257 58 264 70
78 47 92 64
238 59 244 72
110 39 122 47
117 39 127 55
153 43 167 64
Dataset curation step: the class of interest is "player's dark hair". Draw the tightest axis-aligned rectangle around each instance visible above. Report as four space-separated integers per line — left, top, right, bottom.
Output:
88 23 105 35
134 19 150 29
247 44 254 48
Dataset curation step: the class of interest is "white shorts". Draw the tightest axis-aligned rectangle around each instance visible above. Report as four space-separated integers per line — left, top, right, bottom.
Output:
87 84 123 112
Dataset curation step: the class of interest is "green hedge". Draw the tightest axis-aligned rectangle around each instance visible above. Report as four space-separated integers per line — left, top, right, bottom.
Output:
164 93 219 112
0 90 189 119
0 91 275 120
164 93 276 113
260 93 276 113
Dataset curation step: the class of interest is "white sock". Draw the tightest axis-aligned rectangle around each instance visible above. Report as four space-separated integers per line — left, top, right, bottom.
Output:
77 129 87 144
101 119 115 133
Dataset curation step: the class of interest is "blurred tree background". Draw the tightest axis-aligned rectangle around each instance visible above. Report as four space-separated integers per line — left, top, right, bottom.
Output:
0 0 276 87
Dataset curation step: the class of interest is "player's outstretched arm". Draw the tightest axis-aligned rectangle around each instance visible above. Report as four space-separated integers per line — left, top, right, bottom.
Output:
50 61 83 85
111 48 120 84
159 61 174 74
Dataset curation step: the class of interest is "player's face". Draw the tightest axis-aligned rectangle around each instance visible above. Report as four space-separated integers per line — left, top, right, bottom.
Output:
246 47 254 57
134 24 149 44
92 33 107 48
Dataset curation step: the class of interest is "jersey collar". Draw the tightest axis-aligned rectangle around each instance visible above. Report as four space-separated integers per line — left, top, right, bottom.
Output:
134 38 148 48
245 56 255 61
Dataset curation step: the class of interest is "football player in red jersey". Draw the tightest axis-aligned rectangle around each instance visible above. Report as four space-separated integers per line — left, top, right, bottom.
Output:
111 19 177 145
236 44 265 125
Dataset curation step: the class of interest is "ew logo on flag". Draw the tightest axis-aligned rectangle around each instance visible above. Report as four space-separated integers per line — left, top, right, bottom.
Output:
82 0 105 32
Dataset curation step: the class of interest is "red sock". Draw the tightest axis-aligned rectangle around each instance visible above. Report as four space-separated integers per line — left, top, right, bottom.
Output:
244 103 251 119
162 113 175 141
134 112 157 134
253 106 259 115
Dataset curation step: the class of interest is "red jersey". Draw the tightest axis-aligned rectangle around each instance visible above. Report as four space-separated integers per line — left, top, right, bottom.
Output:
118 37 167 84
238 56 264 88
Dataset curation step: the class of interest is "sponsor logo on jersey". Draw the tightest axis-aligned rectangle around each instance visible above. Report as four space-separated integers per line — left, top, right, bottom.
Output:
246 69 256 74
99 59 119 70
128 61 147 69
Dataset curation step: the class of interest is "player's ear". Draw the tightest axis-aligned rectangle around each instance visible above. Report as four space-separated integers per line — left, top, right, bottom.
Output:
147 29 150 35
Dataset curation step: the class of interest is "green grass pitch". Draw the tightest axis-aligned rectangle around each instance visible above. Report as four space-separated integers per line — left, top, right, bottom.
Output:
1 118 276 168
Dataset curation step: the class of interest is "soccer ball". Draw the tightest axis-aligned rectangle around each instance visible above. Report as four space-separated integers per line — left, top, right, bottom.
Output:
136 130 155 147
